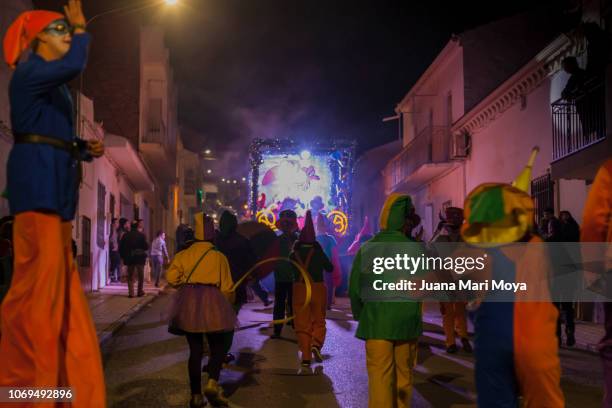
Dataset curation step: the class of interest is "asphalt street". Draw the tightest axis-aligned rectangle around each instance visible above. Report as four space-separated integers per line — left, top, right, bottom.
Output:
103 293 603 407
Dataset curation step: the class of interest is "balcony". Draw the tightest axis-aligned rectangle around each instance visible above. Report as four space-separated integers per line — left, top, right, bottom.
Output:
143 121 166 144
140 120 177 186
384 126 455 193
551 80 606 160
551 79 610 179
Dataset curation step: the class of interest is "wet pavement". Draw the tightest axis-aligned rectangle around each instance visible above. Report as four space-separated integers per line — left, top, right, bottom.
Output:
103 294 603 407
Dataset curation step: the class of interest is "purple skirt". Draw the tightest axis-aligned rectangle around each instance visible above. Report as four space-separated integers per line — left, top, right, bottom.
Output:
168 284 235 335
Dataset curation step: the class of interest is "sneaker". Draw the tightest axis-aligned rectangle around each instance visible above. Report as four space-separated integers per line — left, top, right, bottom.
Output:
189 394 205 408
566 333 576 347
263 300 272 307
301 360 311 368
204 379 229 407
446 344 458 354
461 338 473 353
271 333 281 339
137 291 145 297
298 362 313 375
311 346 323 362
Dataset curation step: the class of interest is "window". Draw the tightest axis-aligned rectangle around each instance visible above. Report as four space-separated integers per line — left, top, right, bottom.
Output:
148 98 162 131
96 182 106 249
109 193 115 219
184 168 196 195
531 173 555 223
81 216 91 267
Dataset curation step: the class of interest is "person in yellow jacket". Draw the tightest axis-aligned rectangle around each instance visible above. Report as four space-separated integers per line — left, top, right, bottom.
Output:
581 158 612 407
167 213 235 408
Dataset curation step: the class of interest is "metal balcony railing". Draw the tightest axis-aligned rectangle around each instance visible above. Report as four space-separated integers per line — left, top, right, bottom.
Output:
551 80 606 161
143 121 166 144
385 125 450 192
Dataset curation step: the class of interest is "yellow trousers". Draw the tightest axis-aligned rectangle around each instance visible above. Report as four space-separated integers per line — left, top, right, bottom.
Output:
0 212 106 407
365 339 417 408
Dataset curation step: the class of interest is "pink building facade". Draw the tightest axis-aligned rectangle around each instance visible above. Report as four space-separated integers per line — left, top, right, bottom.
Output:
383 6 610 243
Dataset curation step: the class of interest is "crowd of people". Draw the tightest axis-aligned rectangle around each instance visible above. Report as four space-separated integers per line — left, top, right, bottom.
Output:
162 155 611 408
107 217 169 297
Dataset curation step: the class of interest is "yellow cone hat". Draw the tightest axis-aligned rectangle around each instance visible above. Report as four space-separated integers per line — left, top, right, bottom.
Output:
511 146 539 192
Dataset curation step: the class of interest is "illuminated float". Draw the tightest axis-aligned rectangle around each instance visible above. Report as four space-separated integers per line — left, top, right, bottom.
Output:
248 138 355 236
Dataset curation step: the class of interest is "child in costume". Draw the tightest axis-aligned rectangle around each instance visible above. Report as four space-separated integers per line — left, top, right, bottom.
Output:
349 194 423 408
290 210 333 367
460 148 564 407
167 213 235 408
0 2 106 406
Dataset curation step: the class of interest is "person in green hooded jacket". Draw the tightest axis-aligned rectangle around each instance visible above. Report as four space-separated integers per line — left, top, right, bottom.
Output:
349 193 423 408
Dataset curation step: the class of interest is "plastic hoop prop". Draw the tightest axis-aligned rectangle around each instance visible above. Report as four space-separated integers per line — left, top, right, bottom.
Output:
231 257 312 325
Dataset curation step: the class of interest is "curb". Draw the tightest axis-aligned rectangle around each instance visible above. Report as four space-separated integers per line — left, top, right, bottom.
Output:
98 293 158 350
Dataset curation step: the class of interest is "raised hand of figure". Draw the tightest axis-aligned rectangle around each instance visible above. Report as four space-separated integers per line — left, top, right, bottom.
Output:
64 0 86 32
87 139 104 158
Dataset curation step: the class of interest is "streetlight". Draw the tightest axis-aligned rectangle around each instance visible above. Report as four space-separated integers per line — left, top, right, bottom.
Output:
204 149 212 155
165 0 178 5
241 177 246 182
206 169 212 174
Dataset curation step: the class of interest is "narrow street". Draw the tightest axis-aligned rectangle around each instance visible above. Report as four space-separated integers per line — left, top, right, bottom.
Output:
103 294 603 408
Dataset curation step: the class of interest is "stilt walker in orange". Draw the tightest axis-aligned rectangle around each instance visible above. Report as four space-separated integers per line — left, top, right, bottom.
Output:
0 2 106 406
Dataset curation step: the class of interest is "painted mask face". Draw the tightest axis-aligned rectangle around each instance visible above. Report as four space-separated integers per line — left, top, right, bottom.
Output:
43 19 72 36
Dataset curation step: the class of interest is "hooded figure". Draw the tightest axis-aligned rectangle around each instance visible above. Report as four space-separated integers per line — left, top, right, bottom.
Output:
349 194 423 408
461 148 564 408
0 5 106 407
316 213 342 309
167 213 235 407
289 210 333 368
215 210 257 308
215 211 259 364
272 209 299 338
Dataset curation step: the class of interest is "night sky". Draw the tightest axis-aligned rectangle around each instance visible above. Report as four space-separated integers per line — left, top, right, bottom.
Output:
34 0 559 157
159 0 555 155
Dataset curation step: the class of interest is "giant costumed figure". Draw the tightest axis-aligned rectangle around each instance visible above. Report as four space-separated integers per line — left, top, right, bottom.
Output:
581 158 612 407
461 148 564 407
0 2 106 406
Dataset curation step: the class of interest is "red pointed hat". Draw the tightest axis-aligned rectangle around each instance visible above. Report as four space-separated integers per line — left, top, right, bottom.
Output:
3 10 64 69
299 210 316 243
